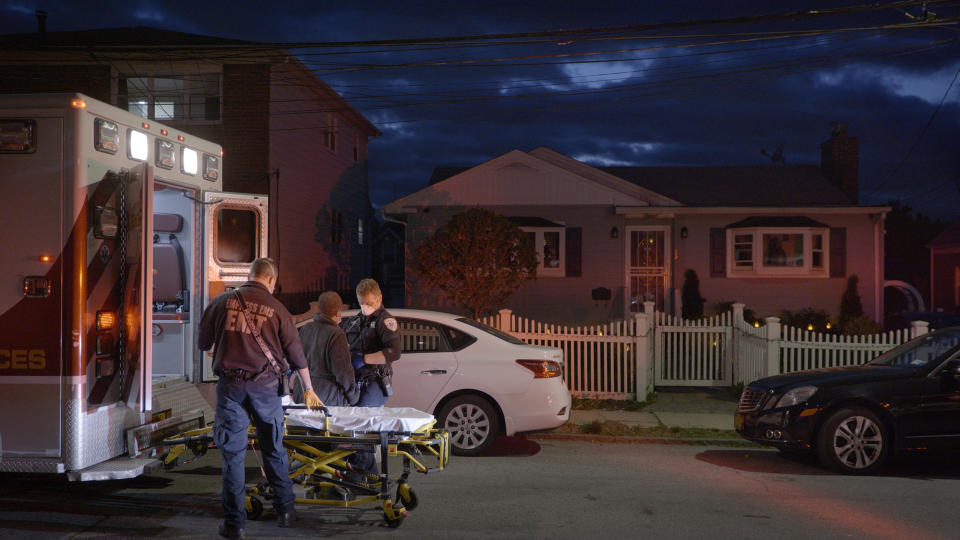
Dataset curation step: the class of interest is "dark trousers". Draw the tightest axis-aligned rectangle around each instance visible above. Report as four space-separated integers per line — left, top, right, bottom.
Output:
348 380 389 474
214 377 294 528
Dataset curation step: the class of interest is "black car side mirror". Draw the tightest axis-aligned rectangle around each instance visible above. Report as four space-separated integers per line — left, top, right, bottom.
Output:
942 359 960 381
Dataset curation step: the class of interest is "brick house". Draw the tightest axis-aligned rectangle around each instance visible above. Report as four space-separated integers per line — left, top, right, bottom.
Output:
0 25 380 302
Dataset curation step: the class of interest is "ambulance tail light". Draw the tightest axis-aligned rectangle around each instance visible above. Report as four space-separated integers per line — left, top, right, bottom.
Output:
96 310 115 330
516 359 562 379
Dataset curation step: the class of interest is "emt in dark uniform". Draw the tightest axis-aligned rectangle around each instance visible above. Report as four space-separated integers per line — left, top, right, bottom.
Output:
342 278 402 407
198 258 322 540
341 278 401 479
298 291 359 406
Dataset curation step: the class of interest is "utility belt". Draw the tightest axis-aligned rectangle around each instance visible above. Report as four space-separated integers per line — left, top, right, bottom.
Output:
215 366 269 383
357 365 393 397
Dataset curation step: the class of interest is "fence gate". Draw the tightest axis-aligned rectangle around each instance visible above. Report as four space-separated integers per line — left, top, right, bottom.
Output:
654 312 732 386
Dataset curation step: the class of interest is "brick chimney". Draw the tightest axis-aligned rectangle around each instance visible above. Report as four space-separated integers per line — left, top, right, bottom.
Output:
820 122 859 203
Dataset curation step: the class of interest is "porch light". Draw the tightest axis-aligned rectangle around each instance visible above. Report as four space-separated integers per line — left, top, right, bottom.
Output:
680 226 688 239
826 322 832 329
807 324 814 331
610 226 619 239
754 321 760 328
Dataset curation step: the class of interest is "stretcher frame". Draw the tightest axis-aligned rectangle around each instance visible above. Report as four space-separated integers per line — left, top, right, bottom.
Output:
161 406 450 528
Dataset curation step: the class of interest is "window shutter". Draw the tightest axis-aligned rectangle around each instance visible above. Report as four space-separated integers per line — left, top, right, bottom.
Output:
565 227 582 277
830 227 846 277
710 228 726 277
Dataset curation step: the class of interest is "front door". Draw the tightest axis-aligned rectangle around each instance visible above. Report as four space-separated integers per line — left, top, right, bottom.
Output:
625 227 670 314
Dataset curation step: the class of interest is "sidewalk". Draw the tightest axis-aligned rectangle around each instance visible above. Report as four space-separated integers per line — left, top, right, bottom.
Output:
569 387 739 431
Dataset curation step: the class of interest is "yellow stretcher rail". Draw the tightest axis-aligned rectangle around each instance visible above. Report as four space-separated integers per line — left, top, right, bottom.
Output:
161 409 450 528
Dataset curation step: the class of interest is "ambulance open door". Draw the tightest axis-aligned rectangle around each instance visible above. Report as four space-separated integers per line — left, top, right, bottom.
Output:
200 192 268 381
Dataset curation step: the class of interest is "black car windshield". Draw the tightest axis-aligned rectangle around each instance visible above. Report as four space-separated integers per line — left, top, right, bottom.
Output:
868 328 960 368
456 317 527 345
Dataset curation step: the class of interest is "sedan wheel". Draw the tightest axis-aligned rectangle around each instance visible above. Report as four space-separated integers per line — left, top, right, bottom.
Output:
438 395 500 456
816 407 889 474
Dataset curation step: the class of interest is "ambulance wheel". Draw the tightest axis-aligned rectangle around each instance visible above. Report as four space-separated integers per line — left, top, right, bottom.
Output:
383 513 404 528
438 395 499 456
246 495 264 520
397 484 418 511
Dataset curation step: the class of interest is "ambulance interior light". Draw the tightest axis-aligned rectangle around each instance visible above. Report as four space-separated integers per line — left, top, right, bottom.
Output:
128 129 148 161
182 147 198 175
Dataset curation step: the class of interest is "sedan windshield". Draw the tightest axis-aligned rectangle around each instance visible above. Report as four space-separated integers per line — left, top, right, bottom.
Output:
868 328 960 368
456 317 527 345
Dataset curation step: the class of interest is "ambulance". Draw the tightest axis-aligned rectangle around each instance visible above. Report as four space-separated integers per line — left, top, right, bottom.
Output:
0 93 266 480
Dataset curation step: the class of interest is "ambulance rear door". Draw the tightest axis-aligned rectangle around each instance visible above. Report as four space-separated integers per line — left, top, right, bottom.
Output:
200 192 268 381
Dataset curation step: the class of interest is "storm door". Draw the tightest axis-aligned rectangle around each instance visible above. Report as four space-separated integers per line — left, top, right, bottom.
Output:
626 227 670 314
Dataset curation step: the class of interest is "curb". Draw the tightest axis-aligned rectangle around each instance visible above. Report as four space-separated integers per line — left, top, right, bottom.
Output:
527 432 761 447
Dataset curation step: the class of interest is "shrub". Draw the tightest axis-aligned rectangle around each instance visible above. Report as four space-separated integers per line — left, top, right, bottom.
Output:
778 307 832 332
839 275 865 325
841 314 882 335
681 269 706 319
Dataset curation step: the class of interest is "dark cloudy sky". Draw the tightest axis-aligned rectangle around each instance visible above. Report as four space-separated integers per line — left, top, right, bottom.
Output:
3 1 958 217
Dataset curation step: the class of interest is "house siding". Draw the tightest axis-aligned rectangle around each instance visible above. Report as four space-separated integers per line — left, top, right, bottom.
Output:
675 213 880 321
404 206 882 324
268 61 373 296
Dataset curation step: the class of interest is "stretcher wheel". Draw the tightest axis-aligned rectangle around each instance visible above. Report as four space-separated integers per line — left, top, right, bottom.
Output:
246 495 264 520
383 513 404 528
397 483 418 511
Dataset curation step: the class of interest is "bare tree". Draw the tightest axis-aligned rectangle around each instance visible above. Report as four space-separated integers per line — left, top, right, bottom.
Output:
413 207 537 319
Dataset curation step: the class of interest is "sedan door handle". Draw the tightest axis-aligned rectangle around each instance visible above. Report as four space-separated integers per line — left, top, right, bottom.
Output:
420 369 447 375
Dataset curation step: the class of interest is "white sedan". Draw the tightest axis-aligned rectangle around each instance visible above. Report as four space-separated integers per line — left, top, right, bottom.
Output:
336 309 571 455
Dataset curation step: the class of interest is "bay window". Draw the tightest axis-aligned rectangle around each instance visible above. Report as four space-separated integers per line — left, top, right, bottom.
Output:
727 227 828 277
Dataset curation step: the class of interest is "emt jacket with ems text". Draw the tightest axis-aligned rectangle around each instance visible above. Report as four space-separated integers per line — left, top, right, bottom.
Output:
198 281 308 376
298 313 359 406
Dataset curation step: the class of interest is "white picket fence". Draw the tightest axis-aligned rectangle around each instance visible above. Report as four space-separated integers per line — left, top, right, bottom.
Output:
483 302 930 400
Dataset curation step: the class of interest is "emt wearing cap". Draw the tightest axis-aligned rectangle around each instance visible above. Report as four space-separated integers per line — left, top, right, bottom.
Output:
198 258 323 540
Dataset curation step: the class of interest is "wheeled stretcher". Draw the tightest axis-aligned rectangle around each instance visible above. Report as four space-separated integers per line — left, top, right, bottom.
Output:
161 404 450 528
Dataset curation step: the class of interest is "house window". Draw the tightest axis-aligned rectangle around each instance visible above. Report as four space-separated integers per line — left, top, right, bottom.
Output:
727 227 829 277
324 113 337 151
119 73 222 122
522 227 565 277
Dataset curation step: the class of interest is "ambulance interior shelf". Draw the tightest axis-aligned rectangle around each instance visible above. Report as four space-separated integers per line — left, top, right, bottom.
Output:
153 213 188 322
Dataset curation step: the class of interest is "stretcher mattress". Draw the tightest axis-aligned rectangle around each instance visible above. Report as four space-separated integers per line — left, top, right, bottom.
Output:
285 405 435 435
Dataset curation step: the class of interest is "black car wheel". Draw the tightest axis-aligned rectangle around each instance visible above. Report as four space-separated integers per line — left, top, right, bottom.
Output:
438 395 499 456
816 407 889 474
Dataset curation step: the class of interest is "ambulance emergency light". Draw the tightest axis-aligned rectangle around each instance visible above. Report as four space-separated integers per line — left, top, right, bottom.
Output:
127 129 148 161
155 139 175 169
0 119 37 153
181 147 198 175
94 118 119 154
202 153 219 181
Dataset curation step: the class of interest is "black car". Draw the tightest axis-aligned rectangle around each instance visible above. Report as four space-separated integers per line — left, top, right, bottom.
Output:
735 327 960 474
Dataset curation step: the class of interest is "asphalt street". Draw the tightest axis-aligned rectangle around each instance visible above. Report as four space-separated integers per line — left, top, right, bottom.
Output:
0 438 957 539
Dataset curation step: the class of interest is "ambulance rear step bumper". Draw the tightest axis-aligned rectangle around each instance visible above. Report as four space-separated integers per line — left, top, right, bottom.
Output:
67 456 163 482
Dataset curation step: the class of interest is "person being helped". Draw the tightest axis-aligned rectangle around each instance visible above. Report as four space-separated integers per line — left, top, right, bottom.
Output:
342 278 402 407
298 291 359 406
198 258 323 540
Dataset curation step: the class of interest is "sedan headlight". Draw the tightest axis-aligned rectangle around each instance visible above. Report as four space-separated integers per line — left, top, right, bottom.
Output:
775 385 817 408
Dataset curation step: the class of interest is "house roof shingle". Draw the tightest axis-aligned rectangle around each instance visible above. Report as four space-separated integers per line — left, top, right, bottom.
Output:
429 163 855 207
